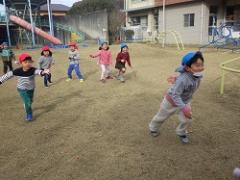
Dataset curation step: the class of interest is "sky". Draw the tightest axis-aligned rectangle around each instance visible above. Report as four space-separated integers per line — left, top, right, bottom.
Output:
51 0 80 7
0 0 80 13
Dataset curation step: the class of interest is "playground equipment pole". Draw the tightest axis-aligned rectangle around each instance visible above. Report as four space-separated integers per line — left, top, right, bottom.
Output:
3 0 11 46
47 0 54 36
27 0 36 47
162 0 166 48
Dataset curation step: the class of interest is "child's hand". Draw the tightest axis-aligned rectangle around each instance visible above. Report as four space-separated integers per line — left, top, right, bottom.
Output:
43 69 50 74
167 75 178 84
121 59 125 63
182 105 192 119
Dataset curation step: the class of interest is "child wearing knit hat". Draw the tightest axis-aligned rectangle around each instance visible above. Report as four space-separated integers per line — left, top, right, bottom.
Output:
149 51 204 144
0 53 49 121
39 46 55 87
115 43 132 83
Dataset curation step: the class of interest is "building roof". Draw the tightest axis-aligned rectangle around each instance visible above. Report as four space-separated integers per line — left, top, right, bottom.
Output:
0 0 47 10
155 0 198 6
126 0 199 12
40 4 70 12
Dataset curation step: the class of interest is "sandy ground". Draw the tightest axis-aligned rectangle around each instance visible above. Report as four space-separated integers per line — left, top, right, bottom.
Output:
0 43 240 180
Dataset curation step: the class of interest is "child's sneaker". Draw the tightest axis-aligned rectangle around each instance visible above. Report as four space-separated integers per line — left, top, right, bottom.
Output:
100 79 106 83
120 76 125 83
116 76 120 80
66 78 72 82
178 135 189 144
79 79 84 83
106 76 113 79
150 131 160 137
26 113 33 121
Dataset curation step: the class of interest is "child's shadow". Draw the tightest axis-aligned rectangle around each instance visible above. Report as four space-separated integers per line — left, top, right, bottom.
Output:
49 77 66 86
49 69 98 85
34 90 82 120
83 69 98 80
125 70 137 80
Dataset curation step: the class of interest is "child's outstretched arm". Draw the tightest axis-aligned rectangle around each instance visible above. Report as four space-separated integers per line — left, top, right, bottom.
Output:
90 51 101 59
34 69 50 76
0 71 14 85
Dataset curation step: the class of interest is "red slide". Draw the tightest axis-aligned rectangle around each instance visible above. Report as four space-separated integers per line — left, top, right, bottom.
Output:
9 15 62 45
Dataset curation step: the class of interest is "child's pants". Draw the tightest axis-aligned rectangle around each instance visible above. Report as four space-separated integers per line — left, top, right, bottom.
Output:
100 64 111 80
43 73 52 87
17 89 34 115
2 60 13 74
67 64 83 79
149 97 192 136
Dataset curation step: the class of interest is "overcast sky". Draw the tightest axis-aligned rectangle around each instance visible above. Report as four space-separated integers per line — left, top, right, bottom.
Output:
51 0 80 7
0 0 80 12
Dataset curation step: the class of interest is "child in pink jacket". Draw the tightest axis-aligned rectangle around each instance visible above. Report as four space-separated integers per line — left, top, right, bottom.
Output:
90 42 113 83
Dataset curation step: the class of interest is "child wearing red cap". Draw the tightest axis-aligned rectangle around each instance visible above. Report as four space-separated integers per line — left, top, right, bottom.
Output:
0 53 49 121
66 42 84 82
39 46 54 87
90 42 113 83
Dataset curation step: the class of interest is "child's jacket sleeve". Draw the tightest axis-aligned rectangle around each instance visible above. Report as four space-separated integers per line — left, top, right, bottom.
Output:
109 52 112 64
116 53 122 62
38 57 43 69
34 69 44 76
93 51 101 58
126 53 131 67
0 71 14 84
169 77 186 109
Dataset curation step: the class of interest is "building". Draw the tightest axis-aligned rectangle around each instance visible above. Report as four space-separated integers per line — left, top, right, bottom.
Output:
39 4 71 45
124 0 240 45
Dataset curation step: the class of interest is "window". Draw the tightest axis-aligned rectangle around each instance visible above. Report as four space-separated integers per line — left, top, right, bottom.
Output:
131 0 146 3
184 14 195 27
130 17 141 26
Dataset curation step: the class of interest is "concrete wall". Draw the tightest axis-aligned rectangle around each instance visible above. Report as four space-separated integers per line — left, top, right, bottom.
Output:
158 1 209 45
69 10 109 41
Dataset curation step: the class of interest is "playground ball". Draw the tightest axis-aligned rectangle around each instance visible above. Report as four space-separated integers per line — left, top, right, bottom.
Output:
233 168 240 177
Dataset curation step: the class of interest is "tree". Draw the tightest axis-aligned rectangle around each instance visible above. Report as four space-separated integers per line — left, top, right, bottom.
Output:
68 0 125 44
68 0 116 15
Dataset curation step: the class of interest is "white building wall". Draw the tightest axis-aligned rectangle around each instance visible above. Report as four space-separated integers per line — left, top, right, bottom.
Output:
158 1 209 45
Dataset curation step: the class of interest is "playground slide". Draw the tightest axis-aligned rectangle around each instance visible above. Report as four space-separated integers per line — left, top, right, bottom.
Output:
9 15 62 45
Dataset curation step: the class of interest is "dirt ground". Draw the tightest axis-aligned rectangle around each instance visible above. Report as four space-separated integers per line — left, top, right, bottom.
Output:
0 43 240 180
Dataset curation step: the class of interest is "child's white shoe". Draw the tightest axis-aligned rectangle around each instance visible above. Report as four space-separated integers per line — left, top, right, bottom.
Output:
66 78 72 82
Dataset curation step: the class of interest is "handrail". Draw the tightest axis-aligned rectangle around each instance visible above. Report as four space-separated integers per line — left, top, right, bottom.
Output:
219 57 240 94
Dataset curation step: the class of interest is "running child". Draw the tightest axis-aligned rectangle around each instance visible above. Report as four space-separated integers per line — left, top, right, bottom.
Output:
38 46 55 87
0 53 50 121
115 43 132 83
66 42 84 82
149 51 204 144
90 41 113 83
0 42 16 74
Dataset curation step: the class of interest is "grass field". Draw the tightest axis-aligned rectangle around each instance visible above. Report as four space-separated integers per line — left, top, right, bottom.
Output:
0 43 240 180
